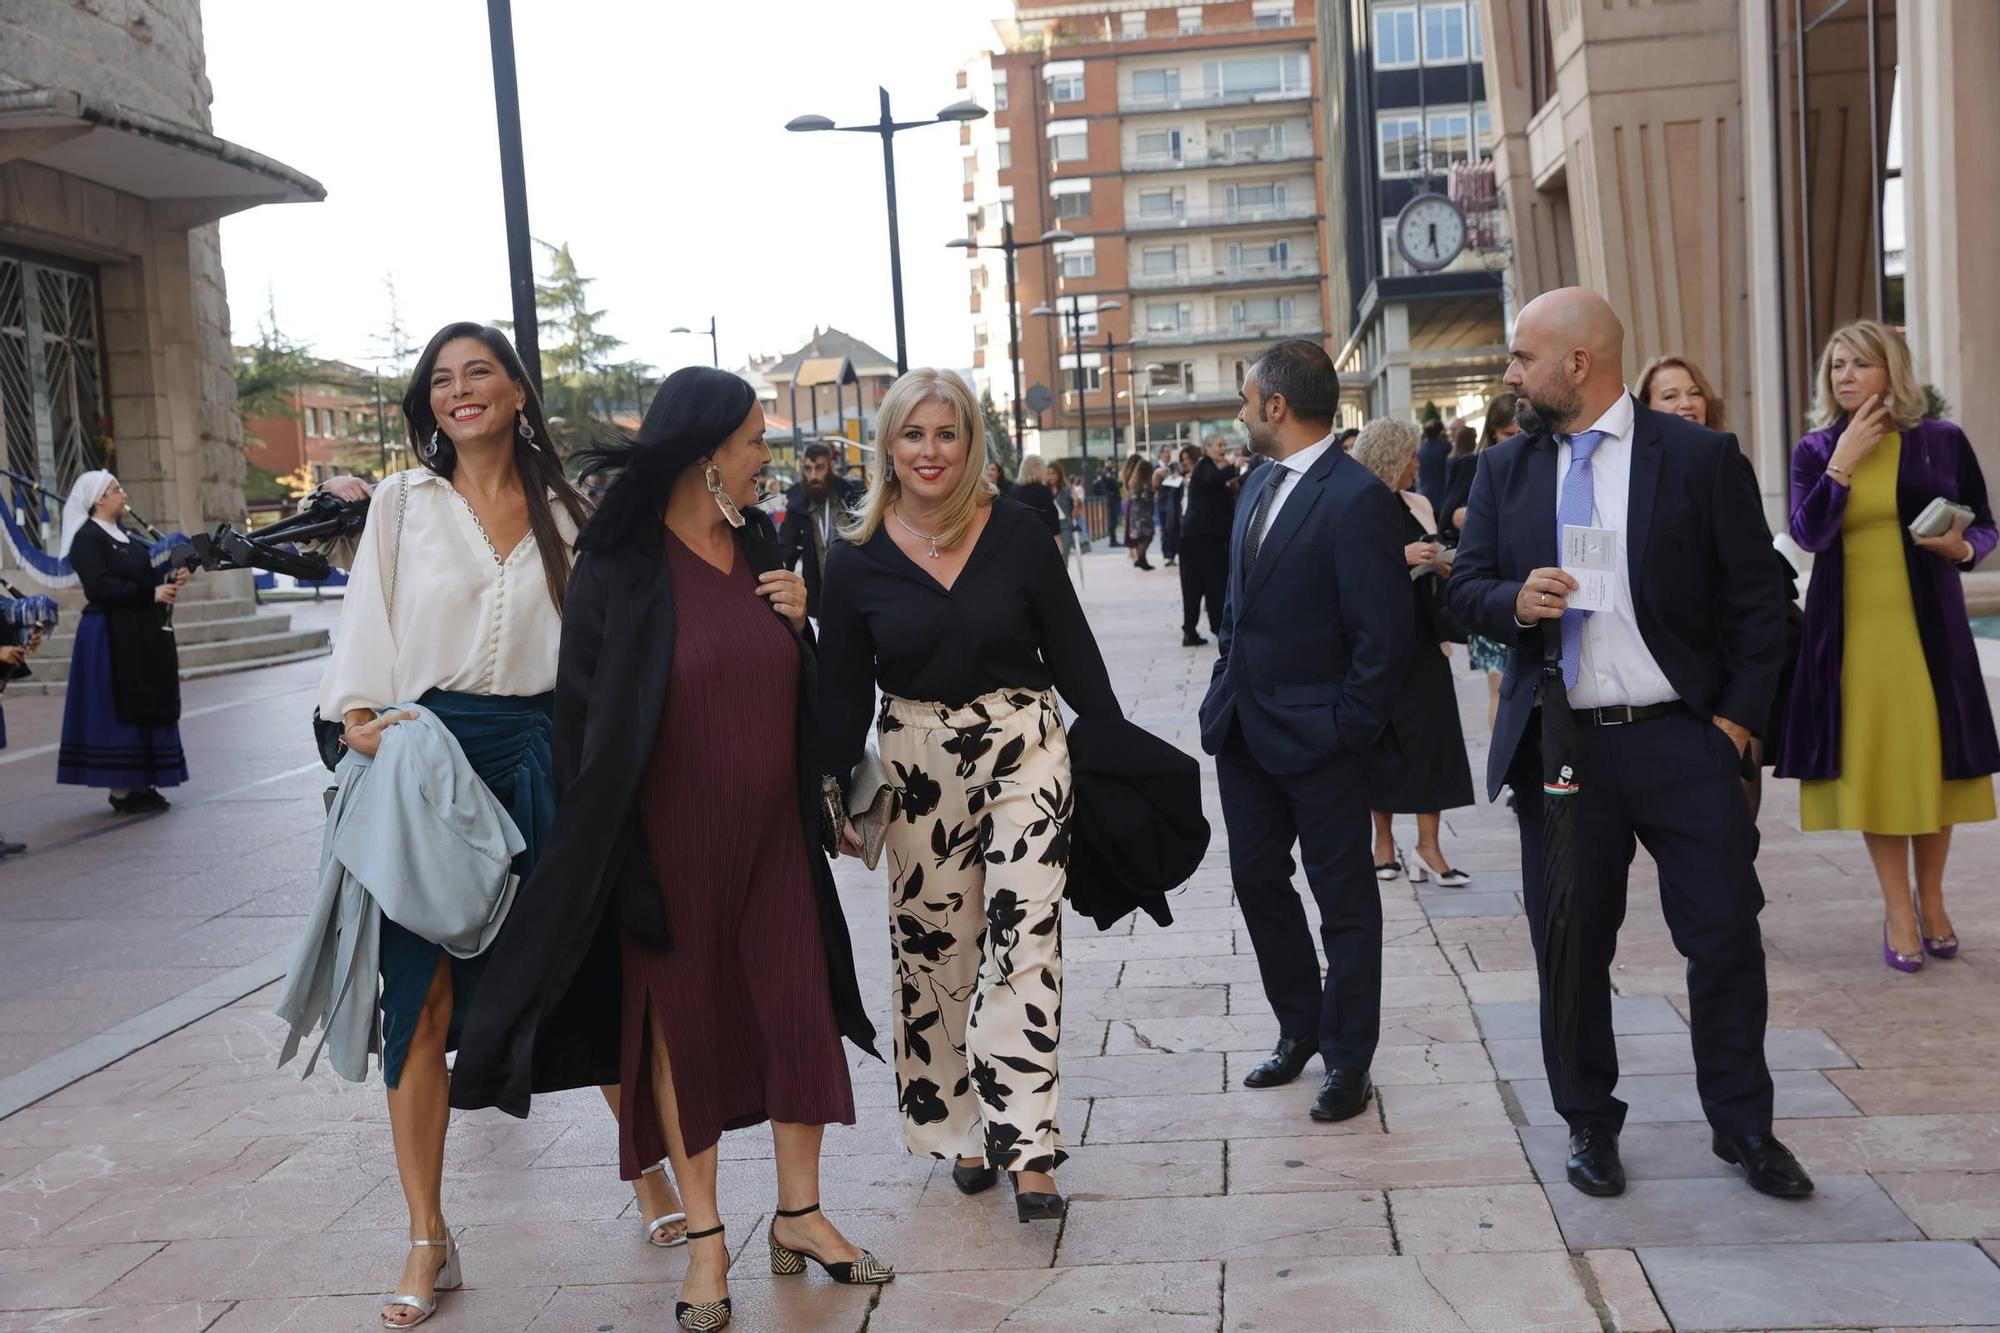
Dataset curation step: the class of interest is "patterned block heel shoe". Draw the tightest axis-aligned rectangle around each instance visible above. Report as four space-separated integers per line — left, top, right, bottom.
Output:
767 1204 895 1284
675 1224 732 1331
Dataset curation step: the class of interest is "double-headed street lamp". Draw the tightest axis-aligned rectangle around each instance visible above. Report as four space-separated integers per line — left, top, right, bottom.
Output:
946 221 1073 460
787 89 987 376
670 316 718 368
1029 294 1122 464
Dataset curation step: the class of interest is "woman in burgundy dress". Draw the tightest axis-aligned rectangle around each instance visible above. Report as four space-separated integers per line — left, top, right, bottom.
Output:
449 367 885 1333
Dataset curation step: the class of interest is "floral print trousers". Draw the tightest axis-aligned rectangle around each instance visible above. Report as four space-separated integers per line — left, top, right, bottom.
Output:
876 687 1071 1174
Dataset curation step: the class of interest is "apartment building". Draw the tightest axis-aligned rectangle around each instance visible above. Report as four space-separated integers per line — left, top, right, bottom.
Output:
1318 0 1508 425
240 357 402 486
963 0 1329 461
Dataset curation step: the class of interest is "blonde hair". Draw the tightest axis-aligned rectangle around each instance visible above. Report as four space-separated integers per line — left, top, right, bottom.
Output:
842 368 994 548
1810 319 1927 431
1352 417 1421 488
1018 452 1049 486
1636 355 1727 432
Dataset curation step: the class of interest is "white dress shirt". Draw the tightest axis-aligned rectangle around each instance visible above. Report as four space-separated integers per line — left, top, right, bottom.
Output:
1559 393 1678 709
1248 429 1338 549
318 469 580 719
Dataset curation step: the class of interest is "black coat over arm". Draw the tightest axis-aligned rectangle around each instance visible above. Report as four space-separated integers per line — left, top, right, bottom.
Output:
450 508 878 1118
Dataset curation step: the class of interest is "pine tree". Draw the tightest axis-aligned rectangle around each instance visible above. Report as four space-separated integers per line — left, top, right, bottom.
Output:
980 390 1013 470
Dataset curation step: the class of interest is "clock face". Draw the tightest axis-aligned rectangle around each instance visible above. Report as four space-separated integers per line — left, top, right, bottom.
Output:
1395 194 1468 272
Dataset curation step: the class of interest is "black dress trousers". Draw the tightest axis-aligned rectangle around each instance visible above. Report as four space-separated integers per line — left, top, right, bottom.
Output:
1509 708 1775 1138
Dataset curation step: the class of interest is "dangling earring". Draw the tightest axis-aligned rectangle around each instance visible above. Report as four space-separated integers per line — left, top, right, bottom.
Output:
704 462 746 529
423 428 441 461
517 410 541 452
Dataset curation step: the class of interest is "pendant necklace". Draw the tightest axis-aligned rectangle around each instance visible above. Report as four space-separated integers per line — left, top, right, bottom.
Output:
892 507 945 559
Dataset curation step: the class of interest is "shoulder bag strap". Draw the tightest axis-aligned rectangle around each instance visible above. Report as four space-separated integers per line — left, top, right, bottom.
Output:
385 471 409 624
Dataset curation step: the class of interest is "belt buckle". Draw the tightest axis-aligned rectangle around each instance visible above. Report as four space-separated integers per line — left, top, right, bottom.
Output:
1598 704 1635 726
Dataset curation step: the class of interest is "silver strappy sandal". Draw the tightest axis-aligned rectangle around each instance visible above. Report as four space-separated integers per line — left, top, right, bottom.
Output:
380 1231 461 1328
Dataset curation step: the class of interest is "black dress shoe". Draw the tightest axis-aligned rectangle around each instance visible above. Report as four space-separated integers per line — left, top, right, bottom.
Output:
951 1161 997 1195
1566 1125 1625 1196
1181 631 1209 647
1008 1173 1066 1223
1713 1133 1814 1198
0 837 24 858
1242 1037 1315 1089
1309 1068 1372 1122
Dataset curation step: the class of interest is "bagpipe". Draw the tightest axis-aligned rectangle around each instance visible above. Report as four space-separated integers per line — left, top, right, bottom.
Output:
1 468 188 588
0 574 58 692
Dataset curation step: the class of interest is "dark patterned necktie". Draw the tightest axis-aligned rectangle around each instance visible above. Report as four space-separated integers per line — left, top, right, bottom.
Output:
1243 461 1288 574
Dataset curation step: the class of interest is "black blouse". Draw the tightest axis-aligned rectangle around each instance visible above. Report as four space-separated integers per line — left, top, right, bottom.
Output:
818 497 1119 779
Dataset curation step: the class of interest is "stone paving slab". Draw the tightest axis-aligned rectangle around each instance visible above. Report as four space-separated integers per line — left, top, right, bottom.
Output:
1473 995 1689 1042
1487 1028 1854 1081
1638 1240 2000 1330
1543 1173 1922 1251
1220 1252 1605 1332
1509 1070 1862 1126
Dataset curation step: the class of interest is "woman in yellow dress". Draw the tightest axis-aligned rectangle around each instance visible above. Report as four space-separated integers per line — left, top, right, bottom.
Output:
1780 320 1998 971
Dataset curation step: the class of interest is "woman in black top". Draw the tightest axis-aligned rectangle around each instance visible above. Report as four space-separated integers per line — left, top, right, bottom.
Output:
1009 452 1062 540
819 369 1118 1223
55 472 189 812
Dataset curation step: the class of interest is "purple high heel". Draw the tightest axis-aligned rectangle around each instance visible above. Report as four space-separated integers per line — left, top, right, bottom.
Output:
1918 916 1960 960
1883 924 1924 973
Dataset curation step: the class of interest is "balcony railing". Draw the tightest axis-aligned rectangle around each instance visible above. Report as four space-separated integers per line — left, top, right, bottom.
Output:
1132 317 1326 347
1127 385 1246 408
1119 84 1313 114
1011 17 1310 52
1127 260 1321 290
1122 142 1317 173
1126 200 1319 232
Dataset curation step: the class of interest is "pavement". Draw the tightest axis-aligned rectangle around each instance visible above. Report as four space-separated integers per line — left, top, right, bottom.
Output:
1 561 1997 1332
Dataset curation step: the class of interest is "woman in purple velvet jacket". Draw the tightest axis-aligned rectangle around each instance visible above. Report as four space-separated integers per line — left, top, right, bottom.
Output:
1778 320 1998 972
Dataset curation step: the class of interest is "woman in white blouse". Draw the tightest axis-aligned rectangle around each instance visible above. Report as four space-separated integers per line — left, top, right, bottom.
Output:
318 323 683 1328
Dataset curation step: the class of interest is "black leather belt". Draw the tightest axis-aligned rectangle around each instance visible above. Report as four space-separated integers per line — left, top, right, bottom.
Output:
1571 701 1682 727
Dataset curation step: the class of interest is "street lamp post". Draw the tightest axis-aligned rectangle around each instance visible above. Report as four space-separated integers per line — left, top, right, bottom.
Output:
485 0 540 394
670 316 719 368
946 221 1073 461
788 89 987 375
1028 295 1121 464
1099 332 1140 458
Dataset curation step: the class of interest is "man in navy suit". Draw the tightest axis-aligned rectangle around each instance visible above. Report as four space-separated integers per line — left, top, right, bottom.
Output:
1449 288 1812 1200
1198 340 1412 1123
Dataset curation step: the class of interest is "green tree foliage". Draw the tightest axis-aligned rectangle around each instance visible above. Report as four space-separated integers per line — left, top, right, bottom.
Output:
980 389 1013 470
500 241 656 446
235 298 315 427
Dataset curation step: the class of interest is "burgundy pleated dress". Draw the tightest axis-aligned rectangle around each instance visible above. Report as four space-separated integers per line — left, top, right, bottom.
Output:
617 531 855 1175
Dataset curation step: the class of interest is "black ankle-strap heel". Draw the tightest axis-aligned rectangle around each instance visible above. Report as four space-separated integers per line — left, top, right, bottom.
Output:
674 1224 731 1331
767 1203 895 1285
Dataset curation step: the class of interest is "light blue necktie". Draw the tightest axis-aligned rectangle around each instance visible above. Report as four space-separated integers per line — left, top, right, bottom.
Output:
1556 430 1608 690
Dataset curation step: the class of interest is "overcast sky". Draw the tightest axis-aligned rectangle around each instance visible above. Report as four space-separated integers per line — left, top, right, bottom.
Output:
205 0 1005 381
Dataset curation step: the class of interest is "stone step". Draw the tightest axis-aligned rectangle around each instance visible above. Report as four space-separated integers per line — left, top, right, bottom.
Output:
13 625 330 690
37 610 295 653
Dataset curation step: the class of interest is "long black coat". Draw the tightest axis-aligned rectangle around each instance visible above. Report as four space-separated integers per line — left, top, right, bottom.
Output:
449 508 878 1118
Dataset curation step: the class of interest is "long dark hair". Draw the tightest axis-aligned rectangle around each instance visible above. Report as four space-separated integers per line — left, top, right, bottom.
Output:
402 322 589 613
573 365 757 556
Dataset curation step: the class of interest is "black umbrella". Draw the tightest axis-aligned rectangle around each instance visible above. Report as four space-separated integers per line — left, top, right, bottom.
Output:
1538 618 1585 1099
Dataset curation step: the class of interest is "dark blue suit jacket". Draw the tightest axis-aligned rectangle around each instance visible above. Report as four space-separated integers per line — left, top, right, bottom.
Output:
1198 445 1412 776
1446 400 1787 799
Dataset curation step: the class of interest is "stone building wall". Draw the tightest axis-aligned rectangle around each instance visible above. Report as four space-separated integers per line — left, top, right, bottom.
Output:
0 0 247 527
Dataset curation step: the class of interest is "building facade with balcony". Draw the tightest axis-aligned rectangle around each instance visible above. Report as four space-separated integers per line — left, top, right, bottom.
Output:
962 0 1330 463
1317 0 1510 426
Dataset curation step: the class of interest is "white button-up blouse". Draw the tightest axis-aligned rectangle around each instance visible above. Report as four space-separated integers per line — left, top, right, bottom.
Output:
317 469 580 720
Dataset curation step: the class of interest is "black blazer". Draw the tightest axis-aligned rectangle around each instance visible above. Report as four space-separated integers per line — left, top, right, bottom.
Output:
1180 457 1239 541
1197 446 1413 776
1447 400 1787 799
69 522 180 724
450 508 878 1118
1012 480 1061 536
777 475 863 616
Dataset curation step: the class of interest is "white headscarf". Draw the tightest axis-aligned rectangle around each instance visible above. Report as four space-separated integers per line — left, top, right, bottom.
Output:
59 471 118 559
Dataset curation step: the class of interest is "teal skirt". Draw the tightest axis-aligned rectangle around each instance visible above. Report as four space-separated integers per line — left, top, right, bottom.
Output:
378 688 555 1087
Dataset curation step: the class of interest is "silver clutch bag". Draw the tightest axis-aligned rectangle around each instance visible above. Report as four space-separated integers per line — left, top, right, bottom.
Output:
846 745 894 870
1910 496 1974 539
